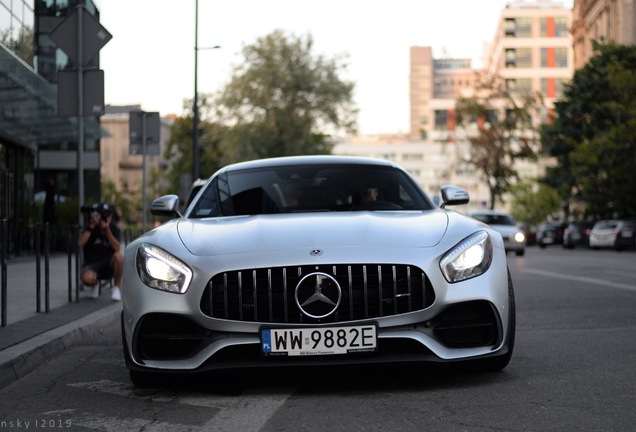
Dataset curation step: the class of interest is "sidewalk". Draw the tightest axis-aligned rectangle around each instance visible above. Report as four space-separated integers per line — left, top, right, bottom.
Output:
0 254 121 389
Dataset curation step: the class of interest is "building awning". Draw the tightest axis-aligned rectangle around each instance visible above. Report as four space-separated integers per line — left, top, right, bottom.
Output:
0 44 102 152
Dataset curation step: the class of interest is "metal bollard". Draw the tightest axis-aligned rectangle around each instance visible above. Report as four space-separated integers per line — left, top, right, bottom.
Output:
35 224 41 313
1 219 7 327
44 223 50 313
75 226 81 301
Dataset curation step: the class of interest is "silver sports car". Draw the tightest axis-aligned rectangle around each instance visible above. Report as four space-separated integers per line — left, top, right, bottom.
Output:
121 155 515 386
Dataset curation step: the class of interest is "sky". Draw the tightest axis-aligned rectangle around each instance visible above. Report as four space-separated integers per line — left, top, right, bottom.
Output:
98 0 571 135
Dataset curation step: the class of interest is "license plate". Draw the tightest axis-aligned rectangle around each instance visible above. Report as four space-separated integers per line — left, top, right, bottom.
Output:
261 325 377 356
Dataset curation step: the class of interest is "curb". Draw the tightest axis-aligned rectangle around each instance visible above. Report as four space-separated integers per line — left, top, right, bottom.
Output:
0 303 121 390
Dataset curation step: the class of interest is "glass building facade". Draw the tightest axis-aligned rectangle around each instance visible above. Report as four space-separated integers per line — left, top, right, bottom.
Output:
1 0 102 255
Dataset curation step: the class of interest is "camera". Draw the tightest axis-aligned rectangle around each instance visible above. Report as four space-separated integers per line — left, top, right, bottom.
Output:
81 202 113 222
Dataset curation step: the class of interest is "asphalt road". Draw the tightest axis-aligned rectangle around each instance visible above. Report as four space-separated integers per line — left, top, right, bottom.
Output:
1 246 635 431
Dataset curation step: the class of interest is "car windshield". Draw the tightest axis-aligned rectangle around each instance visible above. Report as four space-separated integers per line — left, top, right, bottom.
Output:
473 214 516 226
188 164 433 217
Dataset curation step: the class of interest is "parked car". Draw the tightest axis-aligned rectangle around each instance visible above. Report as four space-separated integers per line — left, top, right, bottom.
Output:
121 156 516 386
590 219 636 250
536 222 568 248
468 210 526 256
562 221 596 249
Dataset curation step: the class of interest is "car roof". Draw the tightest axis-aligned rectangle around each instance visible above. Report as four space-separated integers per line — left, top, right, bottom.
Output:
215 155 399 174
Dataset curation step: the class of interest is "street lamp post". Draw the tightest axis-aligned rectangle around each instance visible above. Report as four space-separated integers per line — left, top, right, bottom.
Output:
193 0 219 183
193 0 200 183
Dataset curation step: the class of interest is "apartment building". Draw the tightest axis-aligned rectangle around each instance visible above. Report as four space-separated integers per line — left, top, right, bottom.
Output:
100 106 172 196
571 0 636 69
337 1 574 211
485 0 574 118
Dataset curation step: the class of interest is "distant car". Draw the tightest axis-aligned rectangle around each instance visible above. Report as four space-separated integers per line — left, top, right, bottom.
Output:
121 156 516 386
562 221 595 249
536 222 568 248
590 219 636 250
468 210 526 256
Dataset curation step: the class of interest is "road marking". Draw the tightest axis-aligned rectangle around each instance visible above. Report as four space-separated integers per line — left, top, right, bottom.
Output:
521 268 636 292
68 380 293 431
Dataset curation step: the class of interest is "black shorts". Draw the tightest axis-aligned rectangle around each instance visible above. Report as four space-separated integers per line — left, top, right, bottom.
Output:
82 258 114 280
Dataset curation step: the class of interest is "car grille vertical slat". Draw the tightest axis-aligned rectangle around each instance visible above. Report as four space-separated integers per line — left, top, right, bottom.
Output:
363 265 369 318
377 265 383 316
201 264 435 324
283 268 288 323
392 265 398 315
223 274 229 319
407 266 412 310
237 272 243 321
252 270 258 321
347 266 353 320
267 269 273 322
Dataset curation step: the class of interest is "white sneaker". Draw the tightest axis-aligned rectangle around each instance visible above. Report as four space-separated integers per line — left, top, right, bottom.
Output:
88 285 99 299
111 286 121 302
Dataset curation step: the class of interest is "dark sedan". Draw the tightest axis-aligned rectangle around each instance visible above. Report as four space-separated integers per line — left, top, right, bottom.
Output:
536 222 568 248
562 221 596 249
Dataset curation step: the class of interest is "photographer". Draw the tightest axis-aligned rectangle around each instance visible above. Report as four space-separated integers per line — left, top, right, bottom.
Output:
78 203 123 301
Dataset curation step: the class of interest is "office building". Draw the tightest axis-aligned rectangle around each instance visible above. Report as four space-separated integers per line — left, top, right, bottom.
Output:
1 0 103 254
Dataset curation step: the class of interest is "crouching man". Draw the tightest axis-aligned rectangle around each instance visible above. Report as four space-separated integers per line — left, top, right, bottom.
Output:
78 203 123 301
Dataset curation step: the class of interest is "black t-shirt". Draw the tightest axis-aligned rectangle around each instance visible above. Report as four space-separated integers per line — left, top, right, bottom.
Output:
83 224 121 264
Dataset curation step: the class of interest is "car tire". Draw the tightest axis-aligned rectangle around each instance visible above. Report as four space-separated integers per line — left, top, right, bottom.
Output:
515 249 525 256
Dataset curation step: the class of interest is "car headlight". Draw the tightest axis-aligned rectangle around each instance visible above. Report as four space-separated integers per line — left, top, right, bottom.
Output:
440 231 493 283
136 243 193 293
515 232 525 243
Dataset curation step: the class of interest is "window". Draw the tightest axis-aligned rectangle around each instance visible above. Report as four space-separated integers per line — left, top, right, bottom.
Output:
540 17 568 37
505 48 532 68
505 17 532 38
434 110 449 130
506 78 532 94
541 47 568 67
541 78 567 98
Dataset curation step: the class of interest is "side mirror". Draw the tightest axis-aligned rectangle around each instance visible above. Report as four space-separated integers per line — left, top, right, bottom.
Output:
150 195 182 218
440 185 469 208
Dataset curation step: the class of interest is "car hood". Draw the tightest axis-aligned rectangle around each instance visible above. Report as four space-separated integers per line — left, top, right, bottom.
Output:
176 211 450 256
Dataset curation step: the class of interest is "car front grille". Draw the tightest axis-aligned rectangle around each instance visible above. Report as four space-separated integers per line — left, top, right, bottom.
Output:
200 264 435 324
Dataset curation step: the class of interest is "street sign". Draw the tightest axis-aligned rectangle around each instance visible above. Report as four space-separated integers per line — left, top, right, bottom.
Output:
57 69 105 117
129 111 161 155
49 6 112 65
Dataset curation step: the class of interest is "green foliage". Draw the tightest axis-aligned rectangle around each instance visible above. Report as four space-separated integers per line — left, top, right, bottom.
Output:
456 76 544 209
212 30 357 161
101 179 142 228
163 30 358 197
542 42 636 219
508 179 561 226
0 26 34 66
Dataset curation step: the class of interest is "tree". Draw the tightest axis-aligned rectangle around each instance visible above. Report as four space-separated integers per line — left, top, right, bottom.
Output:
0 26 33 66
456 75 544 209
162 113 228 197
542 42 636 219
101 179 141 228
211 30 357 161
508 179 561 226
